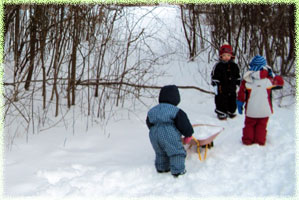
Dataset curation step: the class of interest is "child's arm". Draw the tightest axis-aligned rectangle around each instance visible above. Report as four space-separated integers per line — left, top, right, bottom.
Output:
211 63 221 87
271 75 284 90
174 109 194 137
251 69 284 90
235 63 241 86
237 80 247 103
146 116 153 129
236 80 247 114
211 64 221 95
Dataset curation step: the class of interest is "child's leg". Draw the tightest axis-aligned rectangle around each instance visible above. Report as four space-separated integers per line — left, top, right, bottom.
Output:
169 154 186 175
242 116 257 145
149 134 170 172
215 94 228 119
162 137 186 175
155 152 170 172
254 117 269 145
227 92 237 114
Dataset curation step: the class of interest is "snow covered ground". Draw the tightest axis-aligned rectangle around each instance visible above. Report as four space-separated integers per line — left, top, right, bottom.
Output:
2 6 297 200
3 58 297 199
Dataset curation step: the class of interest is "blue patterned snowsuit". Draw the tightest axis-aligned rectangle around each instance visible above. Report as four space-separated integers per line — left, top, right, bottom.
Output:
146 85 193 175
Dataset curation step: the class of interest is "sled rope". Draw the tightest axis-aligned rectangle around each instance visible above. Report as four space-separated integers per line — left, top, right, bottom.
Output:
187 123 224 161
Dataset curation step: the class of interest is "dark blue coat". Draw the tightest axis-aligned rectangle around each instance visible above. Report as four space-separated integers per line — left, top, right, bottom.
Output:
146 85 193 137
146 85 194 174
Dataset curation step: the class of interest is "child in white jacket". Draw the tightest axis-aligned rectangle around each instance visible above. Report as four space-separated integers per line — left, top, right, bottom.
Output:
237 55 284 145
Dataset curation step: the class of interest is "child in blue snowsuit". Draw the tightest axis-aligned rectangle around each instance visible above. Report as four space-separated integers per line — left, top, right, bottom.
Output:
146 85 194 177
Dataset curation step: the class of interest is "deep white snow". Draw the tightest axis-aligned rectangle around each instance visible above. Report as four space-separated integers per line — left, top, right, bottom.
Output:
3 58 297 199
2 6 297 200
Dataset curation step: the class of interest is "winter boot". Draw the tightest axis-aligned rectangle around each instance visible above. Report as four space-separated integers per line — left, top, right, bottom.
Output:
227 112 236 119
172 169 186 178
217 113 227 120
157 169 170 173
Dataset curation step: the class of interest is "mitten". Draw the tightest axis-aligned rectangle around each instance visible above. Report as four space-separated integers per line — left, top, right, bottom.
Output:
273 75 284 87
236 100 244 115
213 85 218 95
183 137 192 144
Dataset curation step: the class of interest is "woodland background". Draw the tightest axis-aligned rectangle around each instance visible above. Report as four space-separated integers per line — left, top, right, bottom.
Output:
3 4 295 144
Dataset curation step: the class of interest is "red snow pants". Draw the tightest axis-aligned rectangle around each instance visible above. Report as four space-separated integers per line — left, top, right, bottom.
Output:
242 116 269 145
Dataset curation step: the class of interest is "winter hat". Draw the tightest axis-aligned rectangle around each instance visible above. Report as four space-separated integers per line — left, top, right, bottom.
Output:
219 43 233 56
159 85 180 106
249 55 267 71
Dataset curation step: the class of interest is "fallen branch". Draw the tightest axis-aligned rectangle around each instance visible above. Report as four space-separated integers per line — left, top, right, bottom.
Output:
78 81 214 94
3 79 214 95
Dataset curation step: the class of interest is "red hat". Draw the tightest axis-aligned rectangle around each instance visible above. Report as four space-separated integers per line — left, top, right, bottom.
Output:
219 43 233 57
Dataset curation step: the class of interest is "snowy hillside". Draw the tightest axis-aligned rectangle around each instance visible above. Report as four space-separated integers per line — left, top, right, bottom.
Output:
3 6 297 199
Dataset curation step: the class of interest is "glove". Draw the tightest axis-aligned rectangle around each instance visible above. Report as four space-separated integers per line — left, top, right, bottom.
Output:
183 137 192 144
236 100 244 115
213 85 218 95
273 75 284 87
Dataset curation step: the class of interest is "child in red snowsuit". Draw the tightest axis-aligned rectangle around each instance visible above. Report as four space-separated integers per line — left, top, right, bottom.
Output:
237 55 284 145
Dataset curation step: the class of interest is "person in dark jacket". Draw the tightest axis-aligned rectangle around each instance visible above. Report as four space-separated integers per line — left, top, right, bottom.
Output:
211 43 241 120
146 85 194 177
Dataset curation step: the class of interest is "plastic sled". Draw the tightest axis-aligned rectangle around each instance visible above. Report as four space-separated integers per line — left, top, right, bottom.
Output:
183 124 224 161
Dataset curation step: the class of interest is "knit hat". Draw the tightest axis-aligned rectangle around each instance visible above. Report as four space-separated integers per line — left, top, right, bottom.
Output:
249 55 267 71
219 43 233 56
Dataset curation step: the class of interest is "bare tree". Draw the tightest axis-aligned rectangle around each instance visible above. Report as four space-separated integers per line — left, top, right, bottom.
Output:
180 4 208 61
180 4 295 78
3 5 172 143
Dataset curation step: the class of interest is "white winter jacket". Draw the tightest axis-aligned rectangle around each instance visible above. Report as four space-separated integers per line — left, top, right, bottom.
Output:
238 70 274 118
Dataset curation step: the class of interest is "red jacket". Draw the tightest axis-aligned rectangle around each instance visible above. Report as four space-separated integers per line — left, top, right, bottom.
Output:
237 70 284 118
